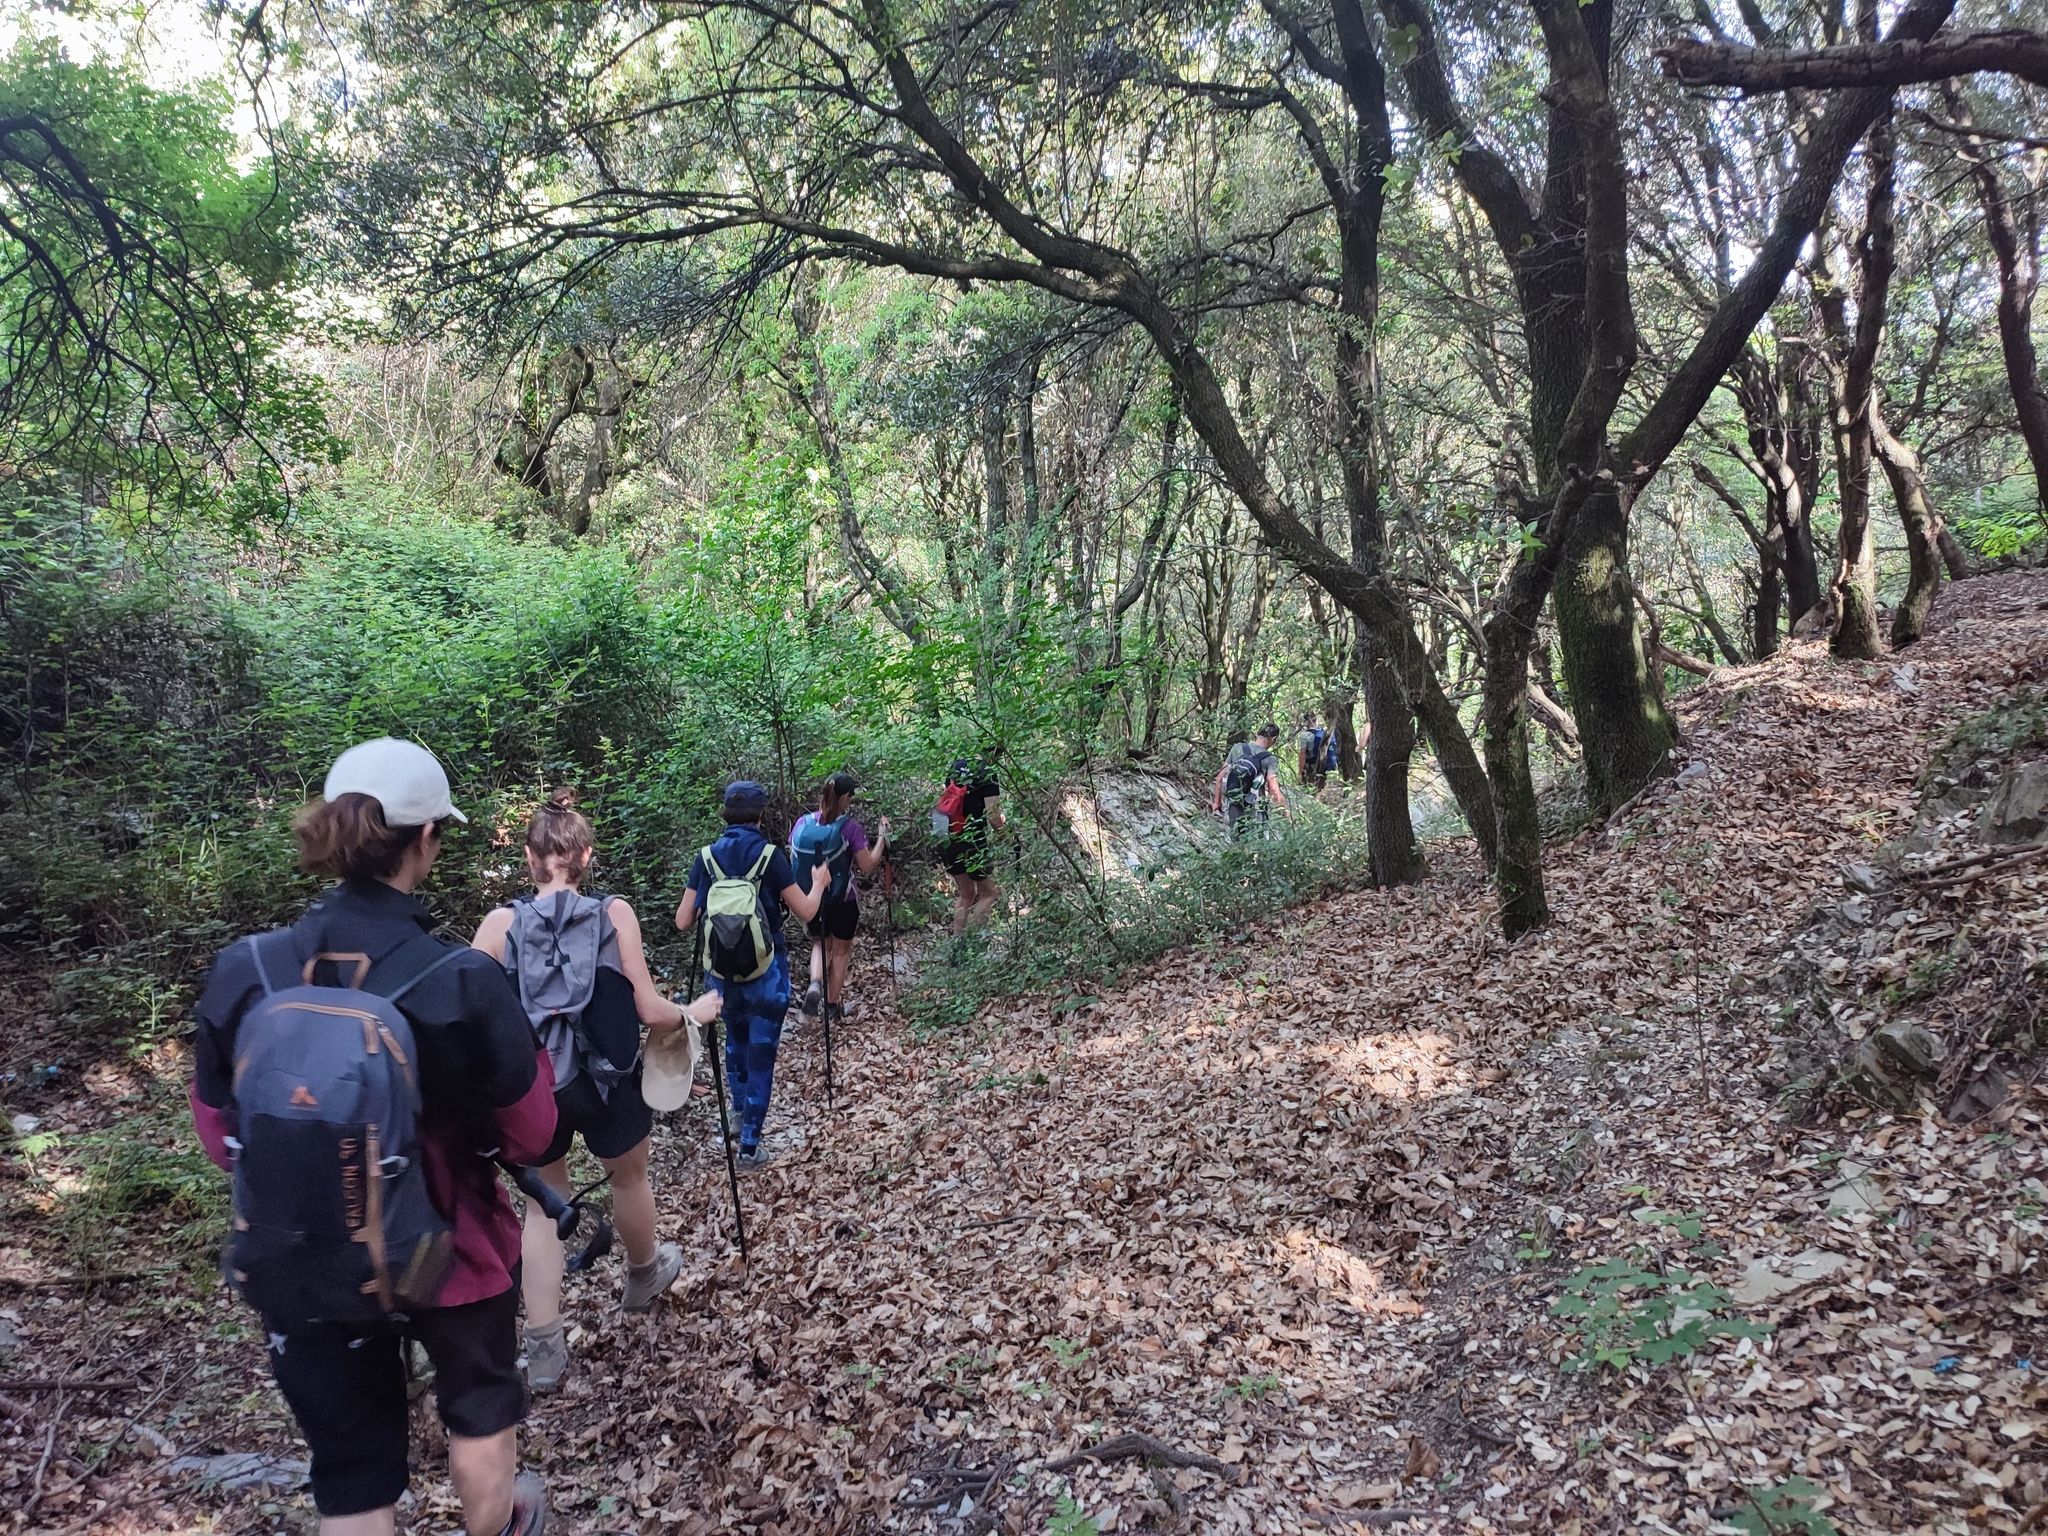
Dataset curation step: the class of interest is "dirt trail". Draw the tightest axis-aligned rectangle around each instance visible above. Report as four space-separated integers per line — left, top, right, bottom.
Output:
6 573 2046 1535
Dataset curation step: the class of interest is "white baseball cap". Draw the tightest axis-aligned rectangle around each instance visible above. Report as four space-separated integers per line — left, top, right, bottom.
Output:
323 738 468 826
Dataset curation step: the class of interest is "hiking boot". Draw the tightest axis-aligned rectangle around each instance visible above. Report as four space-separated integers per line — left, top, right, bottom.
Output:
507 1468 548 1536
801 980 823 1017
825 1001 848 1027
621 1242 683 1313
737 1142 769 1170
522 1323 569 1393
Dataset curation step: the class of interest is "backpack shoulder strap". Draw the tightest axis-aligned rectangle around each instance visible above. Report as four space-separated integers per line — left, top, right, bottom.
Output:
745 843 775 883
366 932 468 1005
248 930 296 997
703 845 728 882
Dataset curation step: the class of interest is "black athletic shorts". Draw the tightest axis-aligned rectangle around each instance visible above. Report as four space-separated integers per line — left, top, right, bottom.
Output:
940 831 993 879
806 900 860 942
266 1285 524 1516
536 1066 654 1165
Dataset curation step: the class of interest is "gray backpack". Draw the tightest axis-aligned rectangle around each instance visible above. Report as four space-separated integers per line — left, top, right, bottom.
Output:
226 931 460 1324
505 892 635 1095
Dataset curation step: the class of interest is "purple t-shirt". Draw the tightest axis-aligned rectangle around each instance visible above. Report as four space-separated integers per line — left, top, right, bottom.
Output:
792 813 870 904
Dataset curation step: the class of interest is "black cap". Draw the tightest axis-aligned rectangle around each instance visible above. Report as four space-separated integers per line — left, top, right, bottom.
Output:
722 780 769 821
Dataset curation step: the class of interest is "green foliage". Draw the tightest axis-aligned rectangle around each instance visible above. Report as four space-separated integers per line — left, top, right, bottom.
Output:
1551 1210 1770 1372
1045 1494 1102 1536
0 39 339 522
1044 1335 1095 1370
904 809 1376 1032
1726 1478 1838 1536
1223 1372 1283 1400
1952 477 2047 563
33 1098 230 1285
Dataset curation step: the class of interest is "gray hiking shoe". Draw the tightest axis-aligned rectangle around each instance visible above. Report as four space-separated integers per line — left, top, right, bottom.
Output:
621 1242 683 1313
523 1323 569 1393
737 1142 771 1170
509 1468 548 1535
801 980 823 1017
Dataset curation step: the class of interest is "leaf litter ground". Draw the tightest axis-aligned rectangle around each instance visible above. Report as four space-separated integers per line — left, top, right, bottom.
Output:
3 572 2045 1534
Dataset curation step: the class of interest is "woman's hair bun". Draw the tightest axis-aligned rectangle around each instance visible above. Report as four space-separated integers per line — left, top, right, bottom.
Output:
545 786 580 812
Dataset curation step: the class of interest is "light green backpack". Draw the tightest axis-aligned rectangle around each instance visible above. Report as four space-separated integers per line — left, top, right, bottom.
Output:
701 844 776 982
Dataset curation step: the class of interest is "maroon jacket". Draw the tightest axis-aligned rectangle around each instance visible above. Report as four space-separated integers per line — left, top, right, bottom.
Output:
190 878 556 1308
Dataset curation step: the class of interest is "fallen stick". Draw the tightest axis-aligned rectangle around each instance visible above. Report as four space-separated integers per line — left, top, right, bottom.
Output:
1045 1432 1231 1477
1905 842 2047 881
0 1378 140 1394
1918 844 2048 892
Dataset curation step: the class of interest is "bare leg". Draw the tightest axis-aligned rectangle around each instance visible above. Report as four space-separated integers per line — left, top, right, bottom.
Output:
950 872 975 935
449 1427 517 1536
808 936 825 991
968 877 1000 929
321 1511 396 1536
519 1158 572 1331
826 936 851 1006
601 1139 657 1269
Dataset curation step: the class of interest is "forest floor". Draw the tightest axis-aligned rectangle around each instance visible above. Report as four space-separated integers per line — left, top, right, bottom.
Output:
4 572 2047 1536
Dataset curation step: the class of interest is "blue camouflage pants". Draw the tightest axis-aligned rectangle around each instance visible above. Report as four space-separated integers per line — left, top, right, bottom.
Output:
711 951 790 1148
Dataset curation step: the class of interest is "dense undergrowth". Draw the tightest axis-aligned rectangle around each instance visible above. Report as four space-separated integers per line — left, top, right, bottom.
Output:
1 483 1368 1053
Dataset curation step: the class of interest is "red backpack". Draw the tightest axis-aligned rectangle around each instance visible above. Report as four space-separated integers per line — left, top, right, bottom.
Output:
931 781 970 841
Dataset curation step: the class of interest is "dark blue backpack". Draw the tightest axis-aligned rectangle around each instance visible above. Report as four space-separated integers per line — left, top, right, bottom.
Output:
791 812 855 905
224 932 460 1325
1322 730 1340 771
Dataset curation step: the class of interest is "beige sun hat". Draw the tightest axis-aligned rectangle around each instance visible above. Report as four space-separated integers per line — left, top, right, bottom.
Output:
641 1018 703 1112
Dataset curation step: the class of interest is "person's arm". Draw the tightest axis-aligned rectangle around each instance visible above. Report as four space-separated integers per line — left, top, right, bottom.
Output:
469 906 514 963
1212 761 1228 811
852 818 887 877
189 942 260 1172
456 957 557 1166
983 792 1005 835
675 853 704 932
606 899 687 1032
782 855 829 924
1267 768 1290 812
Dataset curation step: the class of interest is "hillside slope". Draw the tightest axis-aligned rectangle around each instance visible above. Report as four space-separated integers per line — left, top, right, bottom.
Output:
5 572 2045 1536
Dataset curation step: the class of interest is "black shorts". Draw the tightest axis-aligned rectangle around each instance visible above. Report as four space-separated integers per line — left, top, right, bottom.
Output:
806 901 860 942
266 1285 524 1516
940 832 993 879
536 1066 654 1165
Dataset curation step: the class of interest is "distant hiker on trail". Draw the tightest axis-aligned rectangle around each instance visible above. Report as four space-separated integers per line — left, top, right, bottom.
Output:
792 770 891 1027
187 738 555 1536
1213 724 1289 838
469 790 724 1393
934 752 1006 934
1296 711 1331 791
674 780 829 1168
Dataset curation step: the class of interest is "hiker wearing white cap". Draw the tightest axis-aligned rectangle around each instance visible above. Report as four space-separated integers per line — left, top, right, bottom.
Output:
188 738 557 1536
469 791 722 1392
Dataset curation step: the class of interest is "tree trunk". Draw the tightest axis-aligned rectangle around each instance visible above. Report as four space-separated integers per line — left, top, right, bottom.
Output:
1816 105 1897 661
1754 513 1785 659
1361 638 1422 884
1556 484 1677 807
1946 85 2048 515
1874 403 1942 646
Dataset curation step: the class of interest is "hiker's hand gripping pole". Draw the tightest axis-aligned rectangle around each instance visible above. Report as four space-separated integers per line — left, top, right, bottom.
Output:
499 1160 615 1274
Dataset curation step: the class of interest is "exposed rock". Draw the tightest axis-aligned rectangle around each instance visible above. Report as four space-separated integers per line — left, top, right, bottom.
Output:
1825 1160 1887 1216
1729 1249 1850 1305
1983 761 2048 846
1947 1066 2012 1124
1842 863 1887 895
1874 1019 1945 1075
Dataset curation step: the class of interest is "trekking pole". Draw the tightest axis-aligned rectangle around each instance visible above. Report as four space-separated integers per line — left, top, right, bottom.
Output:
882 855 899 1006
823 986 835 1113
690 920 748 1262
